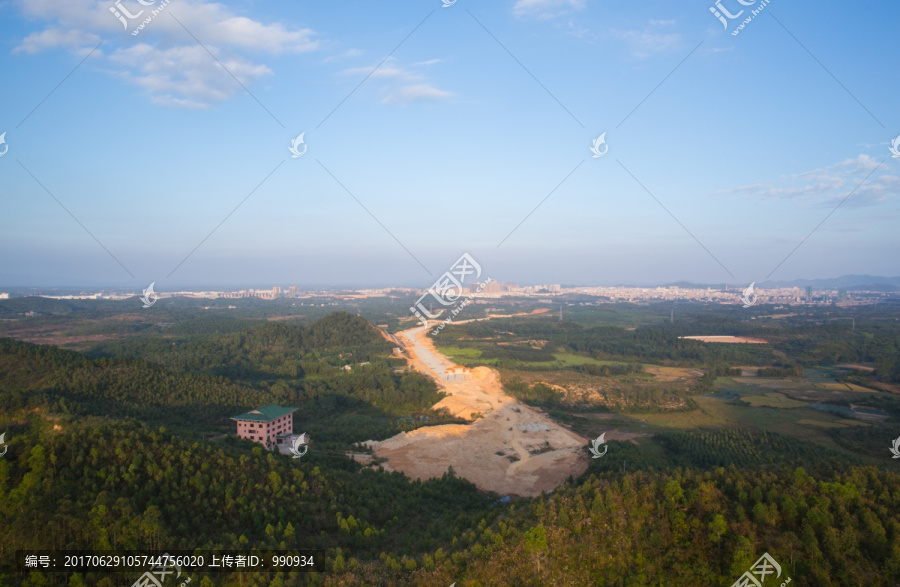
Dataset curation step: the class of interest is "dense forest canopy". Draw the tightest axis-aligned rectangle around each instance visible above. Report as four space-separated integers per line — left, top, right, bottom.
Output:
0 301 899 585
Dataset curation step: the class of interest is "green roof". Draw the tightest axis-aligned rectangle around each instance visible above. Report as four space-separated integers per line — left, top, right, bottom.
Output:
231 404 298 422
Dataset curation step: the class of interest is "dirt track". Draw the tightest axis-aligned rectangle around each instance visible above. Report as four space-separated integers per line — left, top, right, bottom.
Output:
367 325 589 497
679 335 768 344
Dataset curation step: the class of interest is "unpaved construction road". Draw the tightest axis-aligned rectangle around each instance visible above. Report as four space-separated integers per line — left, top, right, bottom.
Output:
367 325 589 497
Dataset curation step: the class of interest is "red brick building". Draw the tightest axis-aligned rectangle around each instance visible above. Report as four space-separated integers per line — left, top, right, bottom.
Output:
231 404 298 450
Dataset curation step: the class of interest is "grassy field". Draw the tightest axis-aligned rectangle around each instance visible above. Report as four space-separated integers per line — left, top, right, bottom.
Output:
741 392 810 408
530 353 640 368
437 346 484 361
435 346 641 370
435 328 897 469
632 395 877 459
521 365 895 467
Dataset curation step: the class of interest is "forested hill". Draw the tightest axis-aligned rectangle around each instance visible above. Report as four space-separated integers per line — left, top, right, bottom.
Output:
87 311 393 381
2 417 900 585
0 336 268 429
0 418 492 587
0 311 448 440
406 463 900 586
300 311 387 349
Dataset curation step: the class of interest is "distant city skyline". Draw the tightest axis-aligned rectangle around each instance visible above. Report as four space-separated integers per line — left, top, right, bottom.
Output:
4 273 898 297
1 1 897 288
2 272 900 292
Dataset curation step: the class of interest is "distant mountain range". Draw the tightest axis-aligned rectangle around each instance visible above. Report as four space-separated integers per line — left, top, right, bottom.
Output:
662 275 900 292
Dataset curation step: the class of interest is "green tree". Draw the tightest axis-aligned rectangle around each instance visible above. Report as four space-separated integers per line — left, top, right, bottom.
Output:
524 524 548 574
708 513 728 565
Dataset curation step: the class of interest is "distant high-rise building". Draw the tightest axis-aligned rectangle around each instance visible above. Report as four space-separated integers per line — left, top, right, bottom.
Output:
482 281 502 294
806 286 813 302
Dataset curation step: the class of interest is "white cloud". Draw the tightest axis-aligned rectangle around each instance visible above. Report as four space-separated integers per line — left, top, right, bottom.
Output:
186 14 315 54
713 155 899 208
109 43 272 105
513 0 586 20
149 94 209 109
840 153 881 172
12 0 318 107
323 48 364 63
340 57 452 106
609 21 682 59
15 0 115 32
15 28 101 55
382 84 453 105
340 58 420 81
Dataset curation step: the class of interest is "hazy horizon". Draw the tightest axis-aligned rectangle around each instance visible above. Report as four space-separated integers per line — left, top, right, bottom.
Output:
3 272 899 293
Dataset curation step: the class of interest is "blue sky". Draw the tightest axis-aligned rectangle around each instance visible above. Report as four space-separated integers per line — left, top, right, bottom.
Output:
0 0 898 289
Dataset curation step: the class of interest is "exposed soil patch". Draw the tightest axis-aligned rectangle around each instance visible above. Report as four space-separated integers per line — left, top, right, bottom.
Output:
14 333 122 348
368 325 588 497
836 364 875 372
679 335 768 344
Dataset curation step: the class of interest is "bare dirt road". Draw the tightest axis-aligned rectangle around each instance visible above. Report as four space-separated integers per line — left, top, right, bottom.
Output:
366 325 589 497
678 335 768 344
